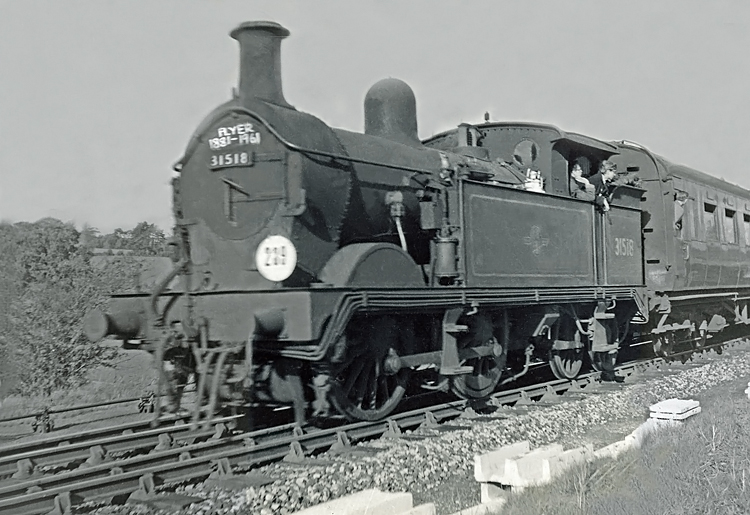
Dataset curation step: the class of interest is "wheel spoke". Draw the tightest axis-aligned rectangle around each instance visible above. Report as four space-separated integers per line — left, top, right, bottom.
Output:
550 349 583 380
365 369 380 410
330 316 411 421
378 375 390 406
357 363 377 408
352 361 374 405
475 359 486 377
451 355 505 399
341 358 367 396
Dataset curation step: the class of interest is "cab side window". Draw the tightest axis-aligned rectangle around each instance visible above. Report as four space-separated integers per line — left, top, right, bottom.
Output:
743 213 750 245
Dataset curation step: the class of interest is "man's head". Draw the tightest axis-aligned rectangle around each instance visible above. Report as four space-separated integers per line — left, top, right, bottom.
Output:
571 163 584 179
599 160 617 182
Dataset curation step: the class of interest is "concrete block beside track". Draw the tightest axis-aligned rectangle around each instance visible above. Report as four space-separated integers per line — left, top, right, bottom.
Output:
628 417 681 448
545 444 594 479
593 438 634 460
482 443 563 489
403 502 437 515
473 440 530 482
649 398 700 421
480 482 509 504
475 441 593 492
595 400 700 458
291 488 423 515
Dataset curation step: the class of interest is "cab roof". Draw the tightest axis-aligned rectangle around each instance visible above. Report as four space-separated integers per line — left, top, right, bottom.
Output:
424 121 620 155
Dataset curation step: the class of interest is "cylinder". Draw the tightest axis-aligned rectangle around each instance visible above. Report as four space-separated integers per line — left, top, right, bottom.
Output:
230 21 291 108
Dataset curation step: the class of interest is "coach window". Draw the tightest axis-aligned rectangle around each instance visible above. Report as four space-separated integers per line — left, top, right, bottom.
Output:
724 209 737 244
703 203 718 241
743 214 750 245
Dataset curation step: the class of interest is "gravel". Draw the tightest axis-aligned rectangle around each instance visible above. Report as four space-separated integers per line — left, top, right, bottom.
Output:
87 343 750 515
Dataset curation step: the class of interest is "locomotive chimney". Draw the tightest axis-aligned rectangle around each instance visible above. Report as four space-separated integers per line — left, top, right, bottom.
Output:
230 21 291 108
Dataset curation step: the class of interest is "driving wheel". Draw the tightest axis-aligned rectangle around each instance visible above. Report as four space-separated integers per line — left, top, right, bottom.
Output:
330 316 411 421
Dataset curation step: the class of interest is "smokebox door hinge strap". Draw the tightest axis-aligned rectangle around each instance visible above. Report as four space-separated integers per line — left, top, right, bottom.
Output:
283 152 307 217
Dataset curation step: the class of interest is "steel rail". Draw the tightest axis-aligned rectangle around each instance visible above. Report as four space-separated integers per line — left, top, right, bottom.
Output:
0 353 683 515
0 397 145 425
0 414 241 479
0 423 296 513
0 402 463 515
0 413 197 461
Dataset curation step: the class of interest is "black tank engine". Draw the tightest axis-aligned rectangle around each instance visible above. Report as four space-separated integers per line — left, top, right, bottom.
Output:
85 21 750 424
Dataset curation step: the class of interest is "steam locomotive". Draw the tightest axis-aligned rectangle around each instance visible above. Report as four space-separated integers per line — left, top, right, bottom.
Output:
84 21 750 424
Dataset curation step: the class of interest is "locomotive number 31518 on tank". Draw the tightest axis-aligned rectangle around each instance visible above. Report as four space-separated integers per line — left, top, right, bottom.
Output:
614 237 635 257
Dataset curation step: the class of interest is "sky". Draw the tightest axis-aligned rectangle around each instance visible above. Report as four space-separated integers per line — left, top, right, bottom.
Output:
1 1 749 233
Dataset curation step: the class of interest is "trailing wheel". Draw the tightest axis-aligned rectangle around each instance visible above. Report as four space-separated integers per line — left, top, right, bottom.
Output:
653 332 675 358
549 327 584 380
549 348 584 380
590 351 618 375
330 316 411 421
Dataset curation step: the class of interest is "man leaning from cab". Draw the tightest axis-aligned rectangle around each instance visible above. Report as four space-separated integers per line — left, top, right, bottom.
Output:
588 160 617 212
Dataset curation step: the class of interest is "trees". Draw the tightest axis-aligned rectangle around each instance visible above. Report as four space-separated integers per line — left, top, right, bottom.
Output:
129 222 167 256
0 222 22 398
0 219 141 397
89 222 168 256
79 224 100 249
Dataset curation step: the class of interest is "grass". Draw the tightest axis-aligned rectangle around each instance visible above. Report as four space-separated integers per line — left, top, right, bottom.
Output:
498 377 750 515
0 344 156 421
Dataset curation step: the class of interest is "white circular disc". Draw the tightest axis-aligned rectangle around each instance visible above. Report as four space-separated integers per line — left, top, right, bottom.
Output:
255 235 297 282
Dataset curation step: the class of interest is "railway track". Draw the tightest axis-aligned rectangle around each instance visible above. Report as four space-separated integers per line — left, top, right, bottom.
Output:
0 386 201 438
0 396 149 428
0 402 466 515
0 338 743 515
0 413 201 462
0 414 243 480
